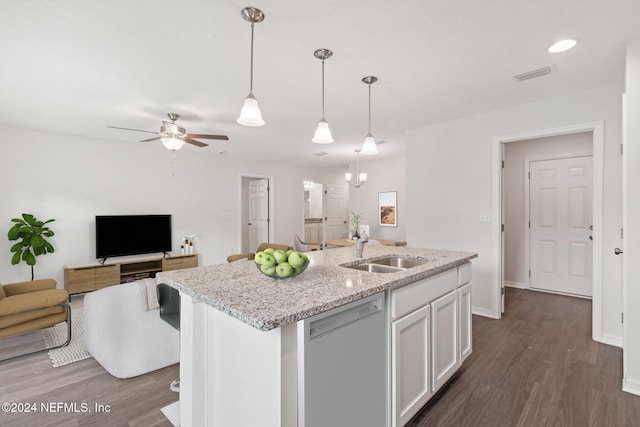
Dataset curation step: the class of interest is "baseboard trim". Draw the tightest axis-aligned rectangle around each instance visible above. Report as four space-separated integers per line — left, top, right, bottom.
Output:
504 281 527 289
623 377 640 396
594 333 622 348
472 306 499 319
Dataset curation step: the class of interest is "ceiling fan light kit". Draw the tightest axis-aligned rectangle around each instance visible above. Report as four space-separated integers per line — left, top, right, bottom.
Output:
107 113 229 151
312 48 334 144
161 136 186 151
237 7 265 127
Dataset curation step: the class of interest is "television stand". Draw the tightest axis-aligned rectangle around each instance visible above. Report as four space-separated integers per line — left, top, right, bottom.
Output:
63 254 199 299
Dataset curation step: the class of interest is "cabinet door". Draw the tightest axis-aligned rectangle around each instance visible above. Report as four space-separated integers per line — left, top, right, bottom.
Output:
458 283 472 362
431 290 459 392
304 224 313 243
391 304 431 427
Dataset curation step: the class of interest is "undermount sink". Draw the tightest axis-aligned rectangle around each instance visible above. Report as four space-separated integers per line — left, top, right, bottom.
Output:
343 263 404 273
370 257 429 269
342 256 432 273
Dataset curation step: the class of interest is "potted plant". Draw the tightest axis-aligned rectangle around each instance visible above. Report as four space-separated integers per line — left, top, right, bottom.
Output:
8 213 56 280
350 212 363 238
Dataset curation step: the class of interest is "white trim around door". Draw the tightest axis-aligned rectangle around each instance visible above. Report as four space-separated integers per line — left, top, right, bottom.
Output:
492 121 605 343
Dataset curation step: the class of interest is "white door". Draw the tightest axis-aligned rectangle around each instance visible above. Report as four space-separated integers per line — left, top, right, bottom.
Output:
324 184 347 240
530 156 593 296
248 178 269 251
391 304 432 427
431 290 459 392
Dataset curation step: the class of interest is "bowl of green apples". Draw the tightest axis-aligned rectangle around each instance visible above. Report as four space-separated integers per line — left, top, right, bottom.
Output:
254 248 310 279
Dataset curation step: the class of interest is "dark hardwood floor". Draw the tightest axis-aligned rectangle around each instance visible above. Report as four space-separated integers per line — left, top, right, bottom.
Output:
408 287 640 427
1 288 639 426
0 296 178 427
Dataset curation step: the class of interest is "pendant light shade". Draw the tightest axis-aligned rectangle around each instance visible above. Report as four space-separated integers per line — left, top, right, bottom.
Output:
237 7 265 127
313 118 333 143
161 136 185 151
312 49 334 144
361 76 379 154
238 94 264 127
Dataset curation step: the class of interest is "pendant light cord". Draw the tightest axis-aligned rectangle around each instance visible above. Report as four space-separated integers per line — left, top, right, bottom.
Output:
368 83 372 134
249 22 255 94
321 59 326 118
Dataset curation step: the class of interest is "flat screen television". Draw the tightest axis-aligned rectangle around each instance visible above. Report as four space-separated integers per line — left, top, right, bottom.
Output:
95 215 172 259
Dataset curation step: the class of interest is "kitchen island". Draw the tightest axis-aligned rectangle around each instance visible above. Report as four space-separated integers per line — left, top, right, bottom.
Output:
157 245 477 427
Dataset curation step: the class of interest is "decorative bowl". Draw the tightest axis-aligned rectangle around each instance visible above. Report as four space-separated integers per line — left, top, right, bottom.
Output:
255 260 310 279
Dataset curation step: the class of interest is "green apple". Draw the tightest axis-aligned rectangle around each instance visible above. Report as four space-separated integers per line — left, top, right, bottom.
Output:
293 266 304 274
301 253 309 263
254 251 266 264
261 264 276 275
275 262 293 278
273 249 288 264
286 249 294 257
261 253 276 267
287 251 305 268
263 248 275 255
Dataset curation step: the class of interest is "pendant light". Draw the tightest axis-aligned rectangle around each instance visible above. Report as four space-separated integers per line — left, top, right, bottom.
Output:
237 7 265 127
345 149 367 188
312 49 334 144
361 76 379 154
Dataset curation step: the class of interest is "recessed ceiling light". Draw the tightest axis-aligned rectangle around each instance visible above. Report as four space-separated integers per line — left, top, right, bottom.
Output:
548 39 578 53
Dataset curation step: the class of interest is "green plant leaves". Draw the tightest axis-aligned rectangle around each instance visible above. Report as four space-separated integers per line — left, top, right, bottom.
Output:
7 213 56 274
11 251 21 265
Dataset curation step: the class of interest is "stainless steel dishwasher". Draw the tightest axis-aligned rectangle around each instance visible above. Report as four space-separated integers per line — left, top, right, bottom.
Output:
297 292 387 427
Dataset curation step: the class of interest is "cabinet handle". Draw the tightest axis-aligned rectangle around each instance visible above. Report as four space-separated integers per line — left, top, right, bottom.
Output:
615 248 623 255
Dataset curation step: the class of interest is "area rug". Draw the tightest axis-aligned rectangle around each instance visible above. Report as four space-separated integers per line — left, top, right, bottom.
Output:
41 308 92 367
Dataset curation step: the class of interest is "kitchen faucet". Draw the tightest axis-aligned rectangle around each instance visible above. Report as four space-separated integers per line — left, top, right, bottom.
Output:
355 232 369 258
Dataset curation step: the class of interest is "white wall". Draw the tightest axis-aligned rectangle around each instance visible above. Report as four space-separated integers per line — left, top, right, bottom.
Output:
0 124 339 287
503 132 593 286
405 84 623 341
346 155 406 242
623 38 640 395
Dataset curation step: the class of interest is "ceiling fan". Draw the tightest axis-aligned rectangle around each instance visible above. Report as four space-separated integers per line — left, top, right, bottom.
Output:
108 113 229 150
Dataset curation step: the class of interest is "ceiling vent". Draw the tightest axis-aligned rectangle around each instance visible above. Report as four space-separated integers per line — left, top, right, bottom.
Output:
312 152 328 156
513 65 556 82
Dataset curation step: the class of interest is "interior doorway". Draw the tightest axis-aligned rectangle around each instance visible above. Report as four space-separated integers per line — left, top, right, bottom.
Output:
240 174 275 253
494 121 604 340
301 181 348 248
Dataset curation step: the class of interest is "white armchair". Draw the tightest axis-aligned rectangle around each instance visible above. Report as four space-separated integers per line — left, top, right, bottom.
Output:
84 281 179 378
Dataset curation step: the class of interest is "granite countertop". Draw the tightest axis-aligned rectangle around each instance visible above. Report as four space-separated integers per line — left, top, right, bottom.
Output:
156 246 477 331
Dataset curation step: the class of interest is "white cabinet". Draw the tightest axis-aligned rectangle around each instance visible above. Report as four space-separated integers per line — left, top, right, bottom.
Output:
458 283 472 362
389 262 473 427
391 304 432 427
431 290 459 392
304 222 323 244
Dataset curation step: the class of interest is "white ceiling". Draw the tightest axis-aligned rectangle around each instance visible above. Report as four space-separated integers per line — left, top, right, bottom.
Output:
1 0 639 167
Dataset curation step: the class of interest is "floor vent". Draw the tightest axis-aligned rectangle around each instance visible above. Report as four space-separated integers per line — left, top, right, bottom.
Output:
513 65 555 82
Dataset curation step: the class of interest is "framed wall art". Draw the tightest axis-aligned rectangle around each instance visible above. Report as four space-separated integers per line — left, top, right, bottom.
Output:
378 191 397 227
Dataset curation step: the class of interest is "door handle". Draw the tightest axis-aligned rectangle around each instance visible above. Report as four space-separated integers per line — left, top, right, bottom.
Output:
248 222 252 226
589 236 592 240
615 248 623 255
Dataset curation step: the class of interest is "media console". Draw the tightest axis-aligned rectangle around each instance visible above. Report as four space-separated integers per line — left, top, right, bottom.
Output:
63 254 198 298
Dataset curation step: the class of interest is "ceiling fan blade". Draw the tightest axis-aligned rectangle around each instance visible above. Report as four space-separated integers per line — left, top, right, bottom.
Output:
187 133 229 141
107 126 159 135
184 137 208 147
140 137 162 142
